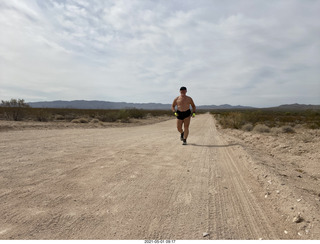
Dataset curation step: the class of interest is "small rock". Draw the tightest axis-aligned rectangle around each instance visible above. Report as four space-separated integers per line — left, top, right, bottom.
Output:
297 198 302 202
298 232 302 236
203 232 209 237
284 230 288 234
265 192 270 198
297 175 302 178
276 190 280 194
293 213 303 223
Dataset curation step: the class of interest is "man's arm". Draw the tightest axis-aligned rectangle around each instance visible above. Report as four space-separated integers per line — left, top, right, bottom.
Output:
190 98 196 113
171 97 178 112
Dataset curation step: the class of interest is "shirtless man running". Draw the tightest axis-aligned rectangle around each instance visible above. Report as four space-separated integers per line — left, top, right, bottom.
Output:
171 86 196 145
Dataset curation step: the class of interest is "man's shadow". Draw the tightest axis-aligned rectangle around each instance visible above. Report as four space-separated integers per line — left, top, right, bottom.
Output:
188 143 240 148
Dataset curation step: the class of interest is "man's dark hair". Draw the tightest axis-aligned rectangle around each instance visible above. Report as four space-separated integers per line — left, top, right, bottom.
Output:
180 86 187 91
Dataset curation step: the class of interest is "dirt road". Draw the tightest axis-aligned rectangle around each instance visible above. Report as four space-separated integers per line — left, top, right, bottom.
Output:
0 114 304 239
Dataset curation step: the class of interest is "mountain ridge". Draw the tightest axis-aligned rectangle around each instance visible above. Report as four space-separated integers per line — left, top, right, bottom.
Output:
27 100 320 110
28 100 254 110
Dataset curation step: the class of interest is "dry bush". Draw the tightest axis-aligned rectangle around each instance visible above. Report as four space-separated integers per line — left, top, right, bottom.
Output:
90 118 100 123
78 118 89 123
71 118 88 123
55 115 65 120
253 124 270 133
35 109 51 122
271 127 282 135
281 125 295 133
216 112 244 129
71 119 80 123
1 99 30 121
242 123 253 131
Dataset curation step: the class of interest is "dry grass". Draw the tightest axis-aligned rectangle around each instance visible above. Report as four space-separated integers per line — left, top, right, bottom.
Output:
253 124 271 133
90 118 100 123
71 118 89 123
241 123 253 131
281 125 295 133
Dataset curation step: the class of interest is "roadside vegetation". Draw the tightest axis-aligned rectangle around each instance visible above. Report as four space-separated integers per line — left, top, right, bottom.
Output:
212 109 320 131
0 99 172 123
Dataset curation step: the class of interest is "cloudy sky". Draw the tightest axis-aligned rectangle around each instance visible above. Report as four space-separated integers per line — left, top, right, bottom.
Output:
0 0 319 107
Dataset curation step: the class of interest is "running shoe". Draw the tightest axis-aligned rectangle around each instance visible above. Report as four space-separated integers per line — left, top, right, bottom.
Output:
180 132 184 141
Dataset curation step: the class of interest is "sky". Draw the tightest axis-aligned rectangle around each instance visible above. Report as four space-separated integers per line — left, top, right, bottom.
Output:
0 0 319 107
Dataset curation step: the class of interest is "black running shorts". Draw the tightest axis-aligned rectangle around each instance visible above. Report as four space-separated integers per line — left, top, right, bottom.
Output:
177 109 191 120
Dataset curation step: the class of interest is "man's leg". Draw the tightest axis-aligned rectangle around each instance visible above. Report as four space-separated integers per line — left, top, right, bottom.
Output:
183 116 191 139
177 119 184 134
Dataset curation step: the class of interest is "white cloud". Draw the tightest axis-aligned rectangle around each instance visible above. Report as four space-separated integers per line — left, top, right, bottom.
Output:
0 0 319 107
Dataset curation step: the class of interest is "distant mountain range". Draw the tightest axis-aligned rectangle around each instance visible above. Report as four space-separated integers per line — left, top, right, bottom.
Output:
268 103 320 110
27 100 254 110
27 100 320 110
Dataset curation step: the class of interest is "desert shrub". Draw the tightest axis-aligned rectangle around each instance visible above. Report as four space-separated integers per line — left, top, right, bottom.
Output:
64 114 77 121
118 109 130 122
212 108 320 130
242 123 253 131
271 127 282 135
78 118 89 123
253 124 270 133
71 119 80 123
71 118 88 123
90 118 100 123
127 109 145 119
281 125 295 133
35 109 51 122
216 112 244 129
1 99 30 121
55 114 65 120
98 111 119 122
306 122 320 129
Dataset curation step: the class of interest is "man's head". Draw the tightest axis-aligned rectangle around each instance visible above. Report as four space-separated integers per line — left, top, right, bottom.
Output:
180 86 187 96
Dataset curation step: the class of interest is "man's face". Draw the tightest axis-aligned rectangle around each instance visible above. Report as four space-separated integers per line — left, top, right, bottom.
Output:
180 89 187 96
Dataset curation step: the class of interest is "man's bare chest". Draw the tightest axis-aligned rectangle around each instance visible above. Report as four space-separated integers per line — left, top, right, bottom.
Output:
177 97 190 105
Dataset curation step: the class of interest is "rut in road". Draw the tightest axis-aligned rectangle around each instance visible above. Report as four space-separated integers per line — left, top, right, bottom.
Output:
0 114 288 239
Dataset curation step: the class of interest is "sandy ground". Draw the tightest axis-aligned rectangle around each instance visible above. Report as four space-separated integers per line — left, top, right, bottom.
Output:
221 124 320 239
0 114 319 240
